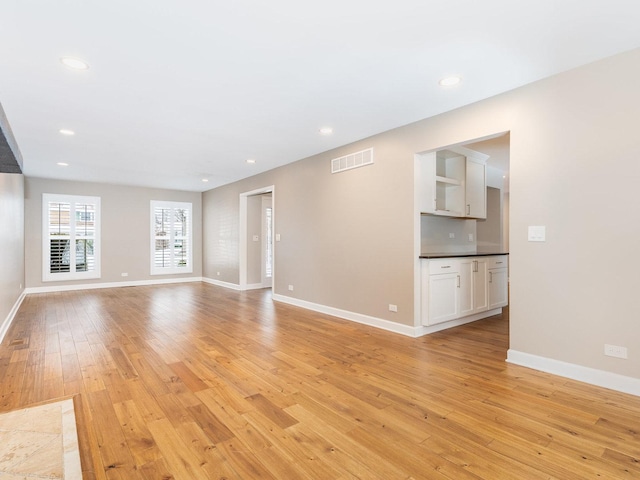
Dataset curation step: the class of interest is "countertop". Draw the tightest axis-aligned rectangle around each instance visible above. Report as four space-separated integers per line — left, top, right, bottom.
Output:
419 252 509 259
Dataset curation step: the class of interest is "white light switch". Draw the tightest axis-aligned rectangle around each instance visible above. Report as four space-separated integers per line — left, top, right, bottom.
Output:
275 233 281 241
528 226 546 242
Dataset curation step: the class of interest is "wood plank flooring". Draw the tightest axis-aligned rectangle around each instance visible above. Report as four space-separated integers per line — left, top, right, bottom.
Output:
1 283 639 479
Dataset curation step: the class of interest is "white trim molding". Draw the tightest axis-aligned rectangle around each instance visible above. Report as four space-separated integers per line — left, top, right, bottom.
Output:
239 185 275 291
272 293 419 337
201 277 242 291
206 284 499 338
414 309 503 336
0 292 26 344
507 349 640 397
24 277 203 294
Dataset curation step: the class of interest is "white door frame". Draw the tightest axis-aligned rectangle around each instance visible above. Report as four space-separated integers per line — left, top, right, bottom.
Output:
239 185 275 291
261 194 274 287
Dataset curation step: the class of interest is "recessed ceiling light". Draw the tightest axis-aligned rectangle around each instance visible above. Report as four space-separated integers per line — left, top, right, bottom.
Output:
57 162 69 167
202 178 209 182
59 129 75 136
60 57 89 70
246 159 256 164
319 127 333 135
439 75 462 87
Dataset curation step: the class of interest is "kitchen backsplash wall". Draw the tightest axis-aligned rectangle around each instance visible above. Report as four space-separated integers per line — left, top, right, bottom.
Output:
420 215 477 254
421 185 505 255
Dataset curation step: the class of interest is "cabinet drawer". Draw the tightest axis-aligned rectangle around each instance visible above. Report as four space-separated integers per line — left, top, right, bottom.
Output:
487 256 508 269
428 259 459 274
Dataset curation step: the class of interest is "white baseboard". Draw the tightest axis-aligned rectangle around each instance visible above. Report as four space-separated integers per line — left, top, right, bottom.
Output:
272 295 502 338
201 277 242 291
201 277 271 291
272 293 419 337
24 277 203 294
0 291 26 344
507 349 640 397
413 309 503 336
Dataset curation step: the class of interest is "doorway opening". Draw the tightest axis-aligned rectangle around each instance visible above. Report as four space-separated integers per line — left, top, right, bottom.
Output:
414 132 510 336
239 186 275 291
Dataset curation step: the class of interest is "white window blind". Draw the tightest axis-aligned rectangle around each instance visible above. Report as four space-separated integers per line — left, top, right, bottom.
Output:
42 194 101 282
150 201 193 275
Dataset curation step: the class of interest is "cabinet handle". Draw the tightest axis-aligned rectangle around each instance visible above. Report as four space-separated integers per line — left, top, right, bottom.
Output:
489 271 493 283
466 204 470 215
441 266 451 269
457 275 460 288
496 261 503 264
473 260 478 272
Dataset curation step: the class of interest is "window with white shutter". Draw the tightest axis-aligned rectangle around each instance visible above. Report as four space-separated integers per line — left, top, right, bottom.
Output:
150 201 193 275
43 194 101 281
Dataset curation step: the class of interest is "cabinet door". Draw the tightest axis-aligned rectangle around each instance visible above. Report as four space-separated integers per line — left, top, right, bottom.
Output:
488 268 509 308
473 259 488 313
458 260 474 317
428 273 459 325
418 152 437 214
465 160 486 219
461 258 488 316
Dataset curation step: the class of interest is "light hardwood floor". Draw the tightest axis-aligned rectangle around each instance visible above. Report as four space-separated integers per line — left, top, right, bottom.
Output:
1 283 638 479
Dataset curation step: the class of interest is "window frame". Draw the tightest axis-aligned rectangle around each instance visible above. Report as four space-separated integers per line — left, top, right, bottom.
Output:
42 193 101 282
150 200 193 275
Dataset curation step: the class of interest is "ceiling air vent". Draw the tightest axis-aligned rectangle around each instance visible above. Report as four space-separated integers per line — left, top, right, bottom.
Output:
331 148 373 174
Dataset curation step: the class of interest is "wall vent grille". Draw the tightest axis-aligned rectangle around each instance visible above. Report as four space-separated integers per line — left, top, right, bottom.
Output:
331 148 373 174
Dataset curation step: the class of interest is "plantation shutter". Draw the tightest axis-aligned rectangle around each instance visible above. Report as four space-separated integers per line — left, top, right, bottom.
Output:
151 201 192 275
43 194 101 281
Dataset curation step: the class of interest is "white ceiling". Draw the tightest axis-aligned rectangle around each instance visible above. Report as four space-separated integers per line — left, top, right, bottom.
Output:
1 1 639 192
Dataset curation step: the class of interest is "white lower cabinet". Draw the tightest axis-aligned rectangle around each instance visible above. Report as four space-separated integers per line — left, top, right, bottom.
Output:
422 259 460 324
488 256 509 309
459 258 488 317
426 272 459 324
421 255 507 327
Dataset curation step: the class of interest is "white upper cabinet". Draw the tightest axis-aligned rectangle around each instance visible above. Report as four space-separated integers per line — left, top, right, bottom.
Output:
417 146 488 219
465 159 486 219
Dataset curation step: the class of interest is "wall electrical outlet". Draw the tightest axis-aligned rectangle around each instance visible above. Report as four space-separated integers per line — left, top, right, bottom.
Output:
449 233 455 239
217 271 221 276
604 344 628 359
468 233 474 242
288 284 294 291
388 304 398 312
121 273 128 277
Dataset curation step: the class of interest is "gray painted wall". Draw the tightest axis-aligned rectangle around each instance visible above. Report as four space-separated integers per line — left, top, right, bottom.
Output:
0 173 24 328
24 177 202 288
203 137 415 326
476 187 503 252
203 48 640 379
